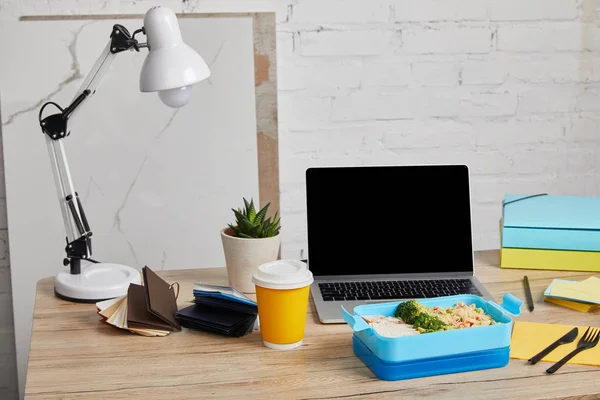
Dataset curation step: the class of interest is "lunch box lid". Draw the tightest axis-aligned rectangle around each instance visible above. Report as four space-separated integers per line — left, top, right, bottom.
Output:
341 293 523 363
342 293 522 334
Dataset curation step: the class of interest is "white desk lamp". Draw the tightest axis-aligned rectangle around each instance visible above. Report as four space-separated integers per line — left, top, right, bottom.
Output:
38 6 210 302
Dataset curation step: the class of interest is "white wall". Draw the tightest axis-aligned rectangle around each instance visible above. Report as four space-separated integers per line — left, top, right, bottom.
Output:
2 14 261 400
277 0 600 257
2 1 600 399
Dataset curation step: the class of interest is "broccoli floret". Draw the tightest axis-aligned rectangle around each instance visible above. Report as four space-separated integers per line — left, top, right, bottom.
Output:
394 300 448 333
394 299 421 323
413 312 448 332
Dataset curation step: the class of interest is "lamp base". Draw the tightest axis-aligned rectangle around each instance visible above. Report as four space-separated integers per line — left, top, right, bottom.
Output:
54 261 142 303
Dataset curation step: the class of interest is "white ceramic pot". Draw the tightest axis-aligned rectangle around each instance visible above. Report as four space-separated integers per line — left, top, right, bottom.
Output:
220 228 281 293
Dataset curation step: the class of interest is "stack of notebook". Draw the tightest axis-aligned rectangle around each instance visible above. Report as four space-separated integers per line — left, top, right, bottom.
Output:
175 283 258 337
543 277 600 312
500 193 600 272
95 266 181 336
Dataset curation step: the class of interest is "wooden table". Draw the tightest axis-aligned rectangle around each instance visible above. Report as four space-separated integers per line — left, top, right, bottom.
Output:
25 250 600 399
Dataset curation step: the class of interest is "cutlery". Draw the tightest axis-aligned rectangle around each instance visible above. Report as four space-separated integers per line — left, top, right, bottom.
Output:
546 327 600 374
528 327 578 365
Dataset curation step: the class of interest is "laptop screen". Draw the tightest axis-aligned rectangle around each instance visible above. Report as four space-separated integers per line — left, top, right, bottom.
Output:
305 165 474 277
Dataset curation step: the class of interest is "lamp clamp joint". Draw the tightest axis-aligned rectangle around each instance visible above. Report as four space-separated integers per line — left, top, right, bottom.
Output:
110 24 145 53
39 90 92 140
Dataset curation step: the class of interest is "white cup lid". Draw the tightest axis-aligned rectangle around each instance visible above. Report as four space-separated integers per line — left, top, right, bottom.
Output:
252 260 314 290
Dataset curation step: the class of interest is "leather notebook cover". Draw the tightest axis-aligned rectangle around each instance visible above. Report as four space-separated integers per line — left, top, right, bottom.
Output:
143 266 181 331
175 304 257 337
127 284 174 331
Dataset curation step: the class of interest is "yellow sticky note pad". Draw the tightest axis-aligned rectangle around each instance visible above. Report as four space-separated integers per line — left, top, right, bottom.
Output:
544 297 600 313
550 276 600 303
578 277 600 297
510 321 600 366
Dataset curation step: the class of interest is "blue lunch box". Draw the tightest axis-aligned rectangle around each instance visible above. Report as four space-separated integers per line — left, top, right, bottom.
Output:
342 293 522 380
353 336 511 381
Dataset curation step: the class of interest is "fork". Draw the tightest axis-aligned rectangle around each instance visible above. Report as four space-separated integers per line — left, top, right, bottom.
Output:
546 327 600 374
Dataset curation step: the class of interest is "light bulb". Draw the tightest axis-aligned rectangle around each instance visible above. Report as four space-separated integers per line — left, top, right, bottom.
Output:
158 86 192 108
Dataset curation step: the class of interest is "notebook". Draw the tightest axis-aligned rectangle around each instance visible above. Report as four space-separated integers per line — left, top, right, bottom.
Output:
95 265 181 335
128 284 179 331
175 304 257 337
306 165 494 324
501 193 600 252
174 283 258 337
142 266 181 331
96 295 170 337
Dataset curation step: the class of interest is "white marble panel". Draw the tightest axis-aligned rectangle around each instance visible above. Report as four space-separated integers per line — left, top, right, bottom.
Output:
1 15 259 394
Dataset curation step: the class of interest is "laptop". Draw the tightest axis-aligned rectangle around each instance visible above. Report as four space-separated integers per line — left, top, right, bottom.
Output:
306 164 493 323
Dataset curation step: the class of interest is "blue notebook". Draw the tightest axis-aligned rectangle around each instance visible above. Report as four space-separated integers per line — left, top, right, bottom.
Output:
501 193 600 251
193 283 257 307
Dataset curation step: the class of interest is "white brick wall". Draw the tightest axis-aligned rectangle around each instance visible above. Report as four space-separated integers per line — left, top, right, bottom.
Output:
497 23 600 52
362 59 412 87
300 29 396 56
489 0 578 21
411 61 458 86
278 93 332 129
461 60 507 85
293 0 390 23
517 84 579 114
3 0 600 398
393 0 488 22
279 0 600 258
402 26 493 54
278 59 362 91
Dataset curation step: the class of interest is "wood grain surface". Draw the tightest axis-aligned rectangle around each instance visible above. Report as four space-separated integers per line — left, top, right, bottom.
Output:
25 250 600 399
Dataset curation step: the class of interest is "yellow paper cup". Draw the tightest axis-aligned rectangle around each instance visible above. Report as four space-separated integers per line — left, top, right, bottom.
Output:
252 260 314 350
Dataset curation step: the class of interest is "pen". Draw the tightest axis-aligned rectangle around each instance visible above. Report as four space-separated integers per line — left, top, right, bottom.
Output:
523 275 534 312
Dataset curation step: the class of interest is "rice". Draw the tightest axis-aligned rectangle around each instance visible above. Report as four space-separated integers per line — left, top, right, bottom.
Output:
361 301 496 338
429 301 494 329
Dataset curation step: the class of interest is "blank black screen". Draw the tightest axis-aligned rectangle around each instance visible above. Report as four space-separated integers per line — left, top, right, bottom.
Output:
305 165 474 276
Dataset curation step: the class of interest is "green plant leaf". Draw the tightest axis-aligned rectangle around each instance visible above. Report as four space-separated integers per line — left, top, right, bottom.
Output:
247 198 257 222
227 224 242 237
263 211 279 237
265 220 279 237
255 202 269 225
232 209 246 225
238 218 255 233
251 224 263 237
229 197 281 238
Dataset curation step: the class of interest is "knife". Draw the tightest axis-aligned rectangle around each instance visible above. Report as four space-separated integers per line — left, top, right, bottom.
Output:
528 327 579 365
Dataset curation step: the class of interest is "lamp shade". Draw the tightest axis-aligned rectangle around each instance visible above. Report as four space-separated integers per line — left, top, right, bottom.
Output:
139 7 211 93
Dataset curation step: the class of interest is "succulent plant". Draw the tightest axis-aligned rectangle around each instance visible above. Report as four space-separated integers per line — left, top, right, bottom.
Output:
228 198 281 239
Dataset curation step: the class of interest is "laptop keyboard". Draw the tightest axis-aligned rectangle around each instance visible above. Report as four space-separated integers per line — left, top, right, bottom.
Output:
318 279 481 301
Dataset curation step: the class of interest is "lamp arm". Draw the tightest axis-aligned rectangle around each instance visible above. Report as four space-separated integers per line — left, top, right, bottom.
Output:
67 24 146 127
38 24 146 275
